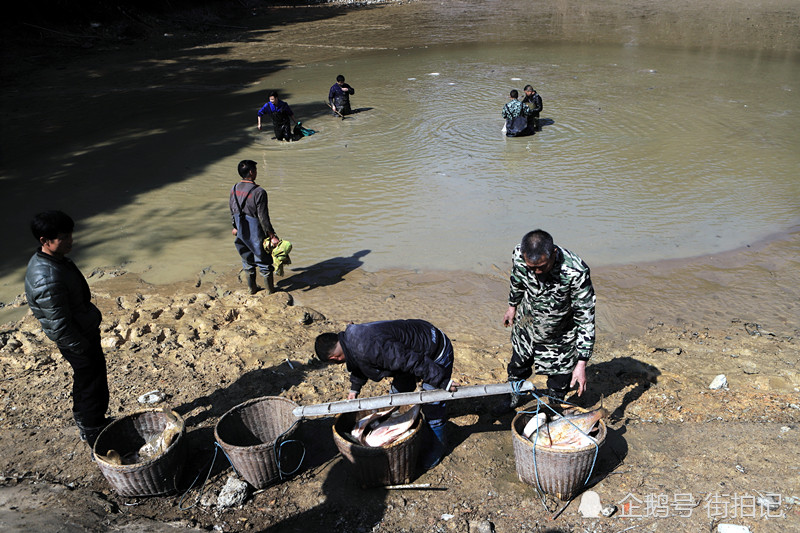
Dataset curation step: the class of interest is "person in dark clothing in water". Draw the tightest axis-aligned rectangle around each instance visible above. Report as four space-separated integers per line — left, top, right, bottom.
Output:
315 319 459 469
502 89 533 137
257 91 297 141
522 85 543 131
328 74 355 116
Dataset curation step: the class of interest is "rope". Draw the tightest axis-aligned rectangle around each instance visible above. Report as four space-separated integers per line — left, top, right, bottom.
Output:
273 418 305 479
177 417 306 510
178 442 234 511
520 390 601 511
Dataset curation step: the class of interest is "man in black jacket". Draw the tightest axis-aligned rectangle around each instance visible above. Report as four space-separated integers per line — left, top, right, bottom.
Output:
315 319 458 468
522 84 543 131
328 74 355 116
24 211 110 448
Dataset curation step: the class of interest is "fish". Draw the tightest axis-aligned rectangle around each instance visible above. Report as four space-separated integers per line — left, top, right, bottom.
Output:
98 449 124 465
97 448 142 465
522 412 547 439
137 410 181 461
533 407 608 449
350 407 398 443
363 405 421 448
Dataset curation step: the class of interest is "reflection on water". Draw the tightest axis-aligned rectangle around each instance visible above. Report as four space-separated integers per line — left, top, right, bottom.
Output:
1 40 798 308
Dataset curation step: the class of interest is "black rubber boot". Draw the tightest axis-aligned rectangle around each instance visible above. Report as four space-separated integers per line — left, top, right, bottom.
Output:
265 272 276 294
74 413 111 449
247 271 261 294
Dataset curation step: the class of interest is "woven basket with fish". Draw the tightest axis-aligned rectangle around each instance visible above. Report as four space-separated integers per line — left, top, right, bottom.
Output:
333 405 423 487
512 406 608 500
94 409 186 497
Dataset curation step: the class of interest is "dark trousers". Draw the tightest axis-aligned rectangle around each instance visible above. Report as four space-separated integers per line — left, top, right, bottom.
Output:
544 373 572 401
58 331 109 426
390 334 454 427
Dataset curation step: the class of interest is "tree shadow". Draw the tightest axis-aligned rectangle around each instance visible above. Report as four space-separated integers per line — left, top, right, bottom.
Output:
0 2 388 283
277 249 370 292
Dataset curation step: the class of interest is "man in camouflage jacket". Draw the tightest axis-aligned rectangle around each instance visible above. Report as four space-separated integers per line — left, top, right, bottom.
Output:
498 229 595 412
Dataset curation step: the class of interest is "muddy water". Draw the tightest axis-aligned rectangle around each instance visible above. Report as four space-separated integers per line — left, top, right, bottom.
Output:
1 1 799 333
255 42 800 273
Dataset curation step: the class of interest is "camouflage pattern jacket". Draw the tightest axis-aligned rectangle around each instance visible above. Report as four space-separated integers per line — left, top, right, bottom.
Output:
508 245 596 363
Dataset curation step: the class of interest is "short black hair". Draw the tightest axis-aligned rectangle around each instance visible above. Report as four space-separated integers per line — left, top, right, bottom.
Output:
269 91 279 99
238 160 257 178
336 75 345 83
509 89 519 99
30 211 74 241
314 333 339 361
523 84 534 92
521 229 554 262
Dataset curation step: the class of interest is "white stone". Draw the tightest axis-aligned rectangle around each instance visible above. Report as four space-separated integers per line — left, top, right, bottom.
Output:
578 490 603 518
101 336 121 349
137 390 166 404
216 476 248 508
709 374 728 390
717 525 751 533
601 504 617 517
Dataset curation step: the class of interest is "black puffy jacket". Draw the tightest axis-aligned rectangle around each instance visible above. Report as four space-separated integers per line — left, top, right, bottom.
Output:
339 319 449 393
24 251 102 353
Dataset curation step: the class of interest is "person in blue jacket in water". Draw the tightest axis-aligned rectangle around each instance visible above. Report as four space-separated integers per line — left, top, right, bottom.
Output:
257 91 297 141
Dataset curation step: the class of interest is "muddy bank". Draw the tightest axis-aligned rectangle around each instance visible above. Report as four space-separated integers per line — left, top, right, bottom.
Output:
1 257 798 532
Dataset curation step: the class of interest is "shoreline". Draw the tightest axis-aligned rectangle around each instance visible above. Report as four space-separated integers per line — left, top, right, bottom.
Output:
4 223 798 338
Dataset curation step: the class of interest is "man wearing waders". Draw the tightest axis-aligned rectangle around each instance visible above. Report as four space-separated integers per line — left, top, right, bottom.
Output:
328 74 355 116
257 91 297 142
494 229 596 415
229 160 278 294
522 85 543 132
502 89 533 137
315 319 459 469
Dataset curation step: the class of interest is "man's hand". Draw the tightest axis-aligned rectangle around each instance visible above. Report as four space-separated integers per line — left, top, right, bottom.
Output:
570 360 587 397
347 391 358 400
257 124 262 131
447 380 460 392
503 305 517 328
232 228 238 236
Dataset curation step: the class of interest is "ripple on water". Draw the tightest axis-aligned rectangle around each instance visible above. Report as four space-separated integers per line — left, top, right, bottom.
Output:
242 42 799 272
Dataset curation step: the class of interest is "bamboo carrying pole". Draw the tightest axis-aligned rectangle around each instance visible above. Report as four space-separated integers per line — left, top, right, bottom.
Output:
292 381 534 418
